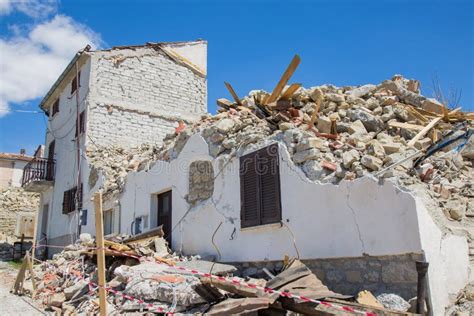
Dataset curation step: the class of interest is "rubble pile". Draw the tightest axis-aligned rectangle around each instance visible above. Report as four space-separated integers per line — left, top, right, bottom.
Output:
86 144 161 196
0 187 39 212
25 230 412 315
156 75 473 223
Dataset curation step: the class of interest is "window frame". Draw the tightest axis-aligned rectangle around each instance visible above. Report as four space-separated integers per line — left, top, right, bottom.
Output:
62 183 82 214
75 110 86 137
71 71 81 94
51 99 60 117
240 143 282 228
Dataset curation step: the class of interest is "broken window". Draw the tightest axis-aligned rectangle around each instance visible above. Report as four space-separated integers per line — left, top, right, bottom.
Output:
51 99 59 116
62 183 82 214
71 71 81 94
240 143 281 228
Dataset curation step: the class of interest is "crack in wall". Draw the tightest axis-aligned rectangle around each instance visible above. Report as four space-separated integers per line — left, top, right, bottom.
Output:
345 183 366 254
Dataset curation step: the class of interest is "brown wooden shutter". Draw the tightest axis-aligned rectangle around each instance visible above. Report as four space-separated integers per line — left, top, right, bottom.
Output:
240 143 281 228
240 150 260 228
79 111 85 134
77 183 83 210
257 143 281 225
62 191 69 214
52 99 59 116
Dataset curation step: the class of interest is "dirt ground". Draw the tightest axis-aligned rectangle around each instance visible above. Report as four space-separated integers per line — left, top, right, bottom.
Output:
0 261 46 315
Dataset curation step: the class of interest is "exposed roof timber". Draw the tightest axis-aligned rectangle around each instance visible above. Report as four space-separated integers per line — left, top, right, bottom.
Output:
0 153 33 162
38 40 207 111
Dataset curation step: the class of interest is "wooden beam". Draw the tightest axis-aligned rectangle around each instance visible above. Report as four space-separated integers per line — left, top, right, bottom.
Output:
388 121 424 131
224 82 242 105
407 107 461 147
265 55 301 105
25 251 36 292
11 258 27 294
216 98 234 109
280 83 302 100
94 192 107 316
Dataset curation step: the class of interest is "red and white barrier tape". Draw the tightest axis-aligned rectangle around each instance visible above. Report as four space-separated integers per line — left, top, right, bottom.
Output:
35 244 378 315
40 261 175 315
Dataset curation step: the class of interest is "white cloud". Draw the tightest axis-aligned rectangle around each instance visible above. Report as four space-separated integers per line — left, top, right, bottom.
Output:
0 0 57 18
0 14 102 117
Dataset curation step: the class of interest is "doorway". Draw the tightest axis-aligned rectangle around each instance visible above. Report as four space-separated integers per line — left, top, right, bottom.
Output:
157 190 172 246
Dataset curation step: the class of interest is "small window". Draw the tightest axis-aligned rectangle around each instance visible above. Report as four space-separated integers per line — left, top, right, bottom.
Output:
62 183 82 214
71 71 81 94
51 99 59 116
240 143 281 228
75 110 86 136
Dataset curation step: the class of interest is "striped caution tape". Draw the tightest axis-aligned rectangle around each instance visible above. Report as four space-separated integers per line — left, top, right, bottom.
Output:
35 244 378 315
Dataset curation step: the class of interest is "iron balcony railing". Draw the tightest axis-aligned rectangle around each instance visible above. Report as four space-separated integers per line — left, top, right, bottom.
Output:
22 157 56 187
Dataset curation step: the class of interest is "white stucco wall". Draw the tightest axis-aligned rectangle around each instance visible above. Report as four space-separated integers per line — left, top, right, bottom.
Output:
11 160 28 187
415 198 469 315
40 58 92 244
0 159 28 188
116 134 468 314
39 42 208 243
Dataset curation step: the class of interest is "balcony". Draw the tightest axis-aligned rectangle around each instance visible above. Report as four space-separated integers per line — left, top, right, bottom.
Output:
22 158 55 192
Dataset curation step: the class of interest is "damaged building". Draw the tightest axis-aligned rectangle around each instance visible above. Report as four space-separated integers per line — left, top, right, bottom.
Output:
23 43 474 315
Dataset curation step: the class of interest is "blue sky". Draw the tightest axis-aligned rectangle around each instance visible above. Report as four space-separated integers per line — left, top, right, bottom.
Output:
0 0 472 155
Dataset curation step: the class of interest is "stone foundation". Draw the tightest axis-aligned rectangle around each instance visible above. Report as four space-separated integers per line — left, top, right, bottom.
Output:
228 252 423 300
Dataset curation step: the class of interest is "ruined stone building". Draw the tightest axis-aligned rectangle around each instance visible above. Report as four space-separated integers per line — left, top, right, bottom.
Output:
24 41 474 314
22 40 207 247
0 149 41 245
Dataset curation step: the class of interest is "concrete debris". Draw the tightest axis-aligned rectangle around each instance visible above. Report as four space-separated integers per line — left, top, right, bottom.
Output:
23 235 408 315
99 75 472 231
86 143 161 197
376 293 410 311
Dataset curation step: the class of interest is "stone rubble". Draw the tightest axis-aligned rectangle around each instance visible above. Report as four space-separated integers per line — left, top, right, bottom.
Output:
24 234 399 315
0 187 39 242
153 75 473 225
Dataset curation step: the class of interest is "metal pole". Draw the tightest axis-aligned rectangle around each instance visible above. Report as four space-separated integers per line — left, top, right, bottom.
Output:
416 260 429 315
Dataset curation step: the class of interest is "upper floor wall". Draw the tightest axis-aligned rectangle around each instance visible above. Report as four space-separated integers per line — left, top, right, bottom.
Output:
86 42 207 148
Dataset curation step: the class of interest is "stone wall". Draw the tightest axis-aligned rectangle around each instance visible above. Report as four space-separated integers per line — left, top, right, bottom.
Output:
187 160 214 204
0 187 39 240
87 103 178 148
87 46 207 148
229 252 423 300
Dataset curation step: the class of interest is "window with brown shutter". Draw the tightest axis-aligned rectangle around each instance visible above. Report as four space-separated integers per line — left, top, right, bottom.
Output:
71 71 81 94
240 143 281 228
75 110 85 136
52 99 59 116
62 184 82 214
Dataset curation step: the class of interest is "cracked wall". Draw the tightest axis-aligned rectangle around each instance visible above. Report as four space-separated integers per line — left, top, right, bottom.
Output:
118 134 468 314
87 46 207 149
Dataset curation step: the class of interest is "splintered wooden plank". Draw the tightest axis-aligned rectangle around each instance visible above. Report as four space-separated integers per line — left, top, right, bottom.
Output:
280 83 302 100
388 121 424 131
217 98 234 109
407 107 461 147
265 55 301 105
224 82 242 105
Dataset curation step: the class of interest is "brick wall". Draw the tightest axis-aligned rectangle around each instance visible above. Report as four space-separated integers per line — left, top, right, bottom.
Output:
87 103 178 148
87 47 207 148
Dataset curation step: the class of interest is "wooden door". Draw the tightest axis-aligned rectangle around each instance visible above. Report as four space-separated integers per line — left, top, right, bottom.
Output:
157 191 172 246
